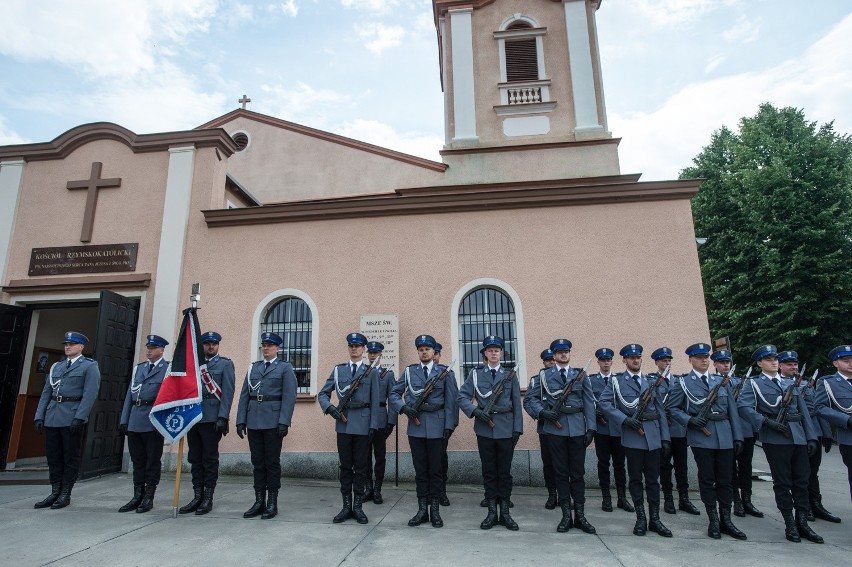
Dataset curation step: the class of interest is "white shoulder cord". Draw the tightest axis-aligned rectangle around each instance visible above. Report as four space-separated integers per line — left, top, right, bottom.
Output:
752 375 782 409
823 380 852 414
678 375 709 406
246 365 260 392
48 362 62 393
334 365 352 397
406 367 424 396
472 368 495 399
612 376 639 409
541 368 565 398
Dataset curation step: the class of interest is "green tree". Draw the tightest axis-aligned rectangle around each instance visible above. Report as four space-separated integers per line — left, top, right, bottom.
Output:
682 103 852 370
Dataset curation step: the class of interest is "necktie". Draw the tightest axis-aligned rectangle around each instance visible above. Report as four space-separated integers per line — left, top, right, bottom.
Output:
66 359 71 369
603 375 609 386
491 369 497 381
352 363 358 378
264 361 270 371
560 368 567 383
149 362 155 373
633 374 641 388
423 366 430 379
702 374 709 387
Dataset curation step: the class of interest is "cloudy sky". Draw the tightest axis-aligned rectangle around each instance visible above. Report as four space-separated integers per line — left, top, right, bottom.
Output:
0 0 849 180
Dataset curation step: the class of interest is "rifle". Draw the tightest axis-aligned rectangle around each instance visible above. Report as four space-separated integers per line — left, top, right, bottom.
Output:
479 364 517 428
730 367 754 400
632 365 670 436
695 364 735 437
546 359 592 430
335 354 382 424
775 367 816 439
410 360 457 426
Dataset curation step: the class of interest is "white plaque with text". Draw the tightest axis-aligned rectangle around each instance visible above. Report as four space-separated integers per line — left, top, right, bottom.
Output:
360 314 399 376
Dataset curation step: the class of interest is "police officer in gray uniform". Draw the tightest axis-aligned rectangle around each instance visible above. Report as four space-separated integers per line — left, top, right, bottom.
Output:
33 331 100 510
118 334 169 514
668 342 746 540
363 341 396 505
459 335 523 531
778 350 840 523
389 334 458 528
179 331 235 515
524 348 558 509
738 344 822 543
236 332 297 520
816 345 852 506
589 347 633 514
654 347 700 516
525 338 596 534
599 344 673 537
319 333 382 525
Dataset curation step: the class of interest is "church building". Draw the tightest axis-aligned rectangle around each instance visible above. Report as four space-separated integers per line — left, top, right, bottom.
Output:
0 0 709 483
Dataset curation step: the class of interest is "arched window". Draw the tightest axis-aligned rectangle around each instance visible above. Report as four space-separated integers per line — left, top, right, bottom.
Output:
261 296 312 394
458 287 517 379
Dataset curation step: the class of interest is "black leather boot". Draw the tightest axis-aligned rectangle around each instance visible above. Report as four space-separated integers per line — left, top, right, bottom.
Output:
601 487 613 512
574 502 596 534
195 487 214 515
648 504 673 537
119 484 144 513
480 496 489 507
706 504 721 539
796 510 824 543
136 484 156 513
35 482 62 509
363 481 374 503
351 493 368 524
663 490 676 514
408 497 429 526
333 493 352 523
50 484 73 509
781 509 800 542
616 486 635 512
440 491 450 507
678 491 700 515
742 490 764 518
811 496 841 523
733 489 745 517
633 501 647 536
557 500 573 533
430 498 443 527
244 489 266 518
373 482 383 505
500 499 519 531
480 499 498 529
545 488 558 510
805 503 816 522
261 490 278 519
180 487 203 514
720 506 747 540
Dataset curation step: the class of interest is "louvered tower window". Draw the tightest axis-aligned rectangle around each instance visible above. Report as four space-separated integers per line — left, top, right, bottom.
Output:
505 21 538 82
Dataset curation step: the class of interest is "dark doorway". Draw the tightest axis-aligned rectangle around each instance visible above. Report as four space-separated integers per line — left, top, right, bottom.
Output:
0 304 29 470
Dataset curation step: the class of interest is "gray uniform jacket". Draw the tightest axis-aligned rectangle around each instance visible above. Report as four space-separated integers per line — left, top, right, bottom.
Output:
389 363 459 439
667 371 743 450
797 379 832 439
737 374 817 446
815 373 852 446
120 359 169 433
729 375 759 438
236 359 297 430
523 373 545 434
35 357 101 427
201 355 236 423
318 362 383 435
589 372 620 436
656 374 687 438
598 372 671 451
524 366 595 437
377 368 398 428
458 366 523 440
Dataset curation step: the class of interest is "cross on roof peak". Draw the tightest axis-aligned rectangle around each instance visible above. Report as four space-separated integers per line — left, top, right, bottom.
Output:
238 94 251 109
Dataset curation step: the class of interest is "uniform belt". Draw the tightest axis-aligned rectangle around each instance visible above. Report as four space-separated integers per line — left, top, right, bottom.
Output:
419 403 444 412
557 405 582 415
639 411 660 421
51 395 82 403
783 414 803 423
707 413 729 421
202 392 218 400
490 405 513 414
380 402 387 407
134 399 155 406
249 395 282 402
346 402 369 410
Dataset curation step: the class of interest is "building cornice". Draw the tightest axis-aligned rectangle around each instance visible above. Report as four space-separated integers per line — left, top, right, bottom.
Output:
3 273 152 294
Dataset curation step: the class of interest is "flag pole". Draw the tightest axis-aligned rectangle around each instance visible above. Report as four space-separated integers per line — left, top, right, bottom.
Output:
172 437 184 518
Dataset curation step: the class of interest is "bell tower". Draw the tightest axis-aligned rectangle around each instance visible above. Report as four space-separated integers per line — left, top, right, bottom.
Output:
433 0 620 183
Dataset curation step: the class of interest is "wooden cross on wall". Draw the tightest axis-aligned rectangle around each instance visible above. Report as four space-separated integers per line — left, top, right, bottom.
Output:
67 162 121 243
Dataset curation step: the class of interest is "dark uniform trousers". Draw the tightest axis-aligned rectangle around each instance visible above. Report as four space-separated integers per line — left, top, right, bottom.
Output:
44 426 85 486
594 432 627 490
366 430 387 488
540 433 555 490
840 445 852 500
477 436 514 501
441 435 450 489
186 422 223 489
410 436 444 499
807 442 823 500
731 436 756 494
338 432 370 496
625 447 661 506
547 435 586 504
763 443 811 511
660 436 689 493
691 447 734 506
247 428 284 491
127 431 165 486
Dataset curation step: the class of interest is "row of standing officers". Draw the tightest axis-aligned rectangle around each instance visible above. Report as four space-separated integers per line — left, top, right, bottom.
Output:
31 329 852 543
